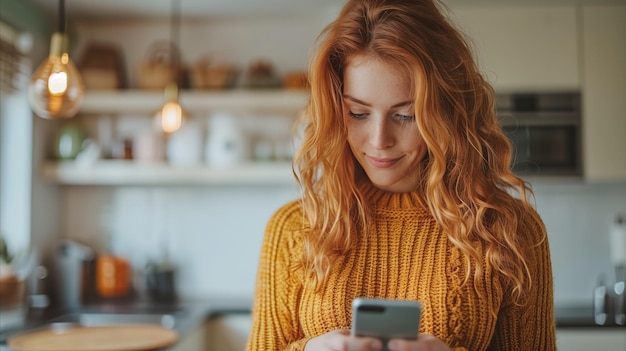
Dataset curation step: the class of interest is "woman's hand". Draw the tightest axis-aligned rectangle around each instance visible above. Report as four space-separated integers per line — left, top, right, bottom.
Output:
387 334 453 351
304 329 382 351
303 330 452 351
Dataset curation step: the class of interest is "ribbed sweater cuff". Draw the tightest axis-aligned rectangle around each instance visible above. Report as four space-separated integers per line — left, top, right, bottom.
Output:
286 337 313 351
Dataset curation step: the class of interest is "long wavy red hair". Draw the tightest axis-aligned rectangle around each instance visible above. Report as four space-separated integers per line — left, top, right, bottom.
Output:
293 0 540 302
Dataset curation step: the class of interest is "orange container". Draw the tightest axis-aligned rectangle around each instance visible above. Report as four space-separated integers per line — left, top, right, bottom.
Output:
96 255 130 298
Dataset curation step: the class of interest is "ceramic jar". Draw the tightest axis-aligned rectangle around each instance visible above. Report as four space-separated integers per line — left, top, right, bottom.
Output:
166 119 204 167
205 112 248 168
54 123 86 160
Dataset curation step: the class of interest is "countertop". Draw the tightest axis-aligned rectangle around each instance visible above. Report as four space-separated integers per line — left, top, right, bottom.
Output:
0 296 252 351
1 299 623 351
554 304 626 329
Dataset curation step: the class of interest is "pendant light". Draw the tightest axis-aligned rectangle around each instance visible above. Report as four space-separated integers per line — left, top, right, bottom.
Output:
155 0 186 134
28 0 84 119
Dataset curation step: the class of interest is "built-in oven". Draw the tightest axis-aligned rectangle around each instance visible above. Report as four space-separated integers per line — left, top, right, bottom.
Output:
496 92 582 177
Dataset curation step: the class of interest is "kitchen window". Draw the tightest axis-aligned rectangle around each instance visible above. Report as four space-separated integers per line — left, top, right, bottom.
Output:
0 20 33 250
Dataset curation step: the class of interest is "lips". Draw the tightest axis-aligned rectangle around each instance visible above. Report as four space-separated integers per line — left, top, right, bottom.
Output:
367 155 402 168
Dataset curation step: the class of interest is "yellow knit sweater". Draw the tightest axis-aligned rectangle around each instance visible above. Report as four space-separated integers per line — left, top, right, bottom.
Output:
246 183 556 351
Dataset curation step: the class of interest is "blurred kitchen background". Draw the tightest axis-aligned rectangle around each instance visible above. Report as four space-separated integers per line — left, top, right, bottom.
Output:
0 0 625 350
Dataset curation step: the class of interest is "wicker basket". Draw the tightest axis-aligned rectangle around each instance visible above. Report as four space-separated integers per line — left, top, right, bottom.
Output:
190 57 238 90
282 71 309 90
137 41 182 90
78 42 127 90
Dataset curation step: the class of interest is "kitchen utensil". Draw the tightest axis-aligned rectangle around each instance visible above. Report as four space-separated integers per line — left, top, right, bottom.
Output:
7 324 178 351
146 264 177 303
609 214 626 266
96 254 131 298
56 240 95 310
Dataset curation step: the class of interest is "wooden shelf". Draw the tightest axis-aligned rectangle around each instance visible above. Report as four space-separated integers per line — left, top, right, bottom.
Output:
49 90 308 185
41 160 297 186
78 90 309 115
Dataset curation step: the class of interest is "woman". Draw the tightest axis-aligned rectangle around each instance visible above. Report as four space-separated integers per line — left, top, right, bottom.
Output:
247 0 555 350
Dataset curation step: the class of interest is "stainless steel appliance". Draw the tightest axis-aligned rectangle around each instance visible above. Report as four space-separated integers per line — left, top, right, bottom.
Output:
496 92 582 177
56 240 95 310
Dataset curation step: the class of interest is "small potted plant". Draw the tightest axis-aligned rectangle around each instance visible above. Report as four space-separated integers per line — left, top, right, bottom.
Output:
0 235 25 310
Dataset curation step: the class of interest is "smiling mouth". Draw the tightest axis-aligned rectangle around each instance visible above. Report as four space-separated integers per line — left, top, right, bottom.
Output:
367 156 402 168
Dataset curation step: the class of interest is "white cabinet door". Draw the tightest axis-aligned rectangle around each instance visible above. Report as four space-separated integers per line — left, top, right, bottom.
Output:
205 314 252 351
557 329 626 351
169 322 209 351
451 5 579 91
581 5 626 182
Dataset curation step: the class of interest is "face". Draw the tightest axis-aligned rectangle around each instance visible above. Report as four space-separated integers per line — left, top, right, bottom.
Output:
343 55 427 193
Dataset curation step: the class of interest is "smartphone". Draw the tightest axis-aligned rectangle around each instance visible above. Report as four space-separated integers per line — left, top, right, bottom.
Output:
351 298 422 350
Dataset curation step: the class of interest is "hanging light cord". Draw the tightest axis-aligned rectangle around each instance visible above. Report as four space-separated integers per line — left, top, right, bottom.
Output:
170 0 181 87
59 0 65 34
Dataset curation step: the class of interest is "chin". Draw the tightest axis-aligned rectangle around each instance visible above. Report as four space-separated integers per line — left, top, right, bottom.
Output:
368 177 404 192
365 170 419 193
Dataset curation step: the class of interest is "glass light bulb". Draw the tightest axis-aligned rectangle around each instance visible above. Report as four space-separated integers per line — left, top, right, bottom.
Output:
48 71 68 95
157 101 183 134
28 33 84 119
155 83 186 134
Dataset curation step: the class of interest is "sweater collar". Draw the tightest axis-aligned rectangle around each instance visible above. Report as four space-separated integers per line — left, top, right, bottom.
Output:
358 179 428 211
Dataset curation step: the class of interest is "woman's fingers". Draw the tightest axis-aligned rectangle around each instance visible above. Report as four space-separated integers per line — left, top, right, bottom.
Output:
387 334 452 351
330 330 383 351
306 329 383 351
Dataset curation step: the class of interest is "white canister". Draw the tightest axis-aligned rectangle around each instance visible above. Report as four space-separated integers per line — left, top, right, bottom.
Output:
205 112 249 168
610 213 626 266
134 127 165 164
166 119 204 167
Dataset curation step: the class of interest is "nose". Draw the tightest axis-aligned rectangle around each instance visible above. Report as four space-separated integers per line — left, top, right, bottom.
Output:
370 118 394 150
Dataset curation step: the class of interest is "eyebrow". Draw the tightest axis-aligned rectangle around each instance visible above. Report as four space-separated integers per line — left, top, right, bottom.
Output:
343 95 413 108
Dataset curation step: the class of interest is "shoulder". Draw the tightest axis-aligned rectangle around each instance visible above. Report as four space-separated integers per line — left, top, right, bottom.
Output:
266 200 307 234
514 200 547 246
262 200 308 253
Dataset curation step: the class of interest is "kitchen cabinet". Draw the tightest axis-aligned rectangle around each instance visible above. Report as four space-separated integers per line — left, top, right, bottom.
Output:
556 328 626 351
204 314 252 351
452 6 579 92
40 90 308 186
168 322 210 351
580 5 626 182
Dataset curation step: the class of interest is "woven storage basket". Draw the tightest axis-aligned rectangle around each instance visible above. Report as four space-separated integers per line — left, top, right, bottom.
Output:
282 71 309 90
137 41 182 90
78 42 126 90
190 56 238 90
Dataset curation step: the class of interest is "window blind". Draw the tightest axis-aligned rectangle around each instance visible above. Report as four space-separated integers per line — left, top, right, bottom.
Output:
0 21 27 95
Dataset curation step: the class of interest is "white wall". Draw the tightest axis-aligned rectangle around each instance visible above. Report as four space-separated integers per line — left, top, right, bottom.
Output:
62 184 299 300
532 181 626 305
59 181 626 305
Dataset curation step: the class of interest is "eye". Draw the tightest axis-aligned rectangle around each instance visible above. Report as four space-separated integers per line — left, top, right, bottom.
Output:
348 111 368 119
394 113 415 122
